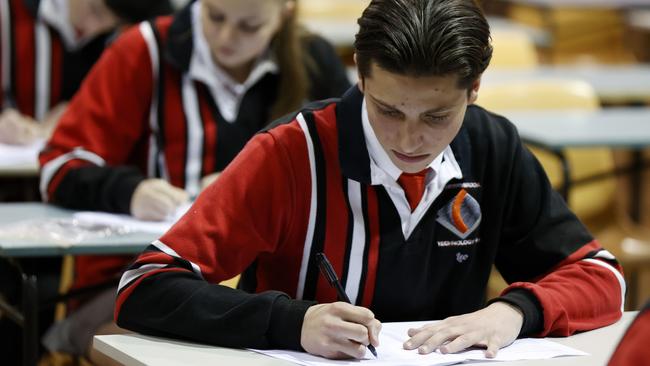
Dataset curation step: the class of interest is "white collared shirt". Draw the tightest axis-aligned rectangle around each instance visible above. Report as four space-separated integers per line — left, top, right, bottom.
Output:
38 0 81 49
361 98 463 239
189 2 279 123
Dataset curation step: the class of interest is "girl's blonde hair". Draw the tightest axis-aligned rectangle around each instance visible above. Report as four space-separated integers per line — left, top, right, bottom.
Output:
270 0 315 120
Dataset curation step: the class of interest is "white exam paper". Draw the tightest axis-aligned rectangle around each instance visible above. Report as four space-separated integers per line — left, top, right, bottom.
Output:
73 203 192 234
0 139 45 167
250 321 587 366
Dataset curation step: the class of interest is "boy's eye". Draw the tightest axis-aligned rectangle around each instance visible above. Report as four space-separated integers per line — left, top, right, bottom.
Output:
379 108 402 118
424 114 449 124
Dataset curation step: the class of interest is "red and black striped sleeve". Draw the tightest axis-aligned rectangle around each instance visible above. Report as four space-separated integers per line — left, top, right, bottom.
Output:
38 24 154 212
486 112 624 337
609 301 650 365
115 128 316 350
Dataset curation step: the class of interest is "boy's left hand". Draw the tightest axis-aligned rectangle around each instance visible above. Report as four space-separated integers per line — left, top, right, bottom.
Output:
403 301 523 358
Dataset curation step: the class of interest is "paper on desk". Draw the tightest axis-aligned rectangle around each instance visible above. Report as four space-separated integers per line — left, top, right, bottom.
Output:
250 321 587 366
0 204 191 246
73 203 192 235
0 139 45 167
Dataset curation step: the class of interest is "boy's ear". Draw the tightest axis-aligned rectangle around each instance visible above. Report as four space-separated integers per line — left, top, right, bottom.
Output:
353 53 365 93
468 76 481 104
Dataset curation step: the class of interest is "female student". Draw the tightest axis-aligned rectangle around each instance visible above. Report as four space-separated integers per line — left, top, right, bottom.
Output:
39 0 350 362
0 0 172 144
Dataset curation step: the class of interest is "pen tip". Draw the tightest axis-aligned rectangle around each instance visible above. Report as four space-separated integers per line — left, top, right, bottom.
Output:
368 345 378 358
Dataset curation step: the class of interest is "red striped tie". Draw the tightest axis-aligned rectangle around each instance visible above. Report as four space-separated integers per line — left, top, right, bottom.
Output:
397 169 429 211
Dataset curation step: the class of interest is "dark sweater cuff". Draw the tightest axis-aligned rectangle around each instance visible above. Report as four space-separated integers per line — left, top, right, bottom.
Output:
488 288 543 337
110 167 146 214
268 296 316 351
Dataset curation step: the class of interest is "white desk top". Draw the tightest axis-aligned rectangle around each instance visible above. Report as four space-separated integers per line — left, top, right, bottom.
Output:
490 107 650 149
502 0 650 8
483 65 650 102
94 312 637 366
0 163 38 177
0 203 157 257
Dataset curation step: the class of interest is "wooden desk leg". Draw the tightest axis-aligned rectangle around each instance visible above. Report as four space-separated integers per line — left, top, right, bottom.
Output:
22 274 38 366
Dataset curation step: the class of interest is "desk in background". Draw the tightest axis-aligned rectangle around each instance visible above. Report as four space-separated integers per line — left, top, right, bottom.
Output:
499 0 650 63
94 312 637 366
483 65 650 104
499 107 650 222
0 203 158 366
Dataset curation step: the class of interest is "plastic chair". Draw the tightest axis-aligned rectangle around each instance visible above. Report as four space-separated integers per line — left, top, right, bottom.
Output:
489 30 539 69
477 79 650 309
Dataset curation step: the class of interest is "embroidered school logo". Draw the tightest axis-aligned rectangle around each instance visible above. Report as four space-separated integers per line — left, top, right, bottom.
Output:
456 252 469 263
436 189 482 240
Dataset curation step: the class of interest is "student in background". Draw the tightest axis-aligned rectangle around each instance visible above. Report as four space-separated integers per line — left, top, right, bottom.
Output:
114 0 625 360
0 1 171 365
0 0 173 145
39 0 349 363
609 300 650 365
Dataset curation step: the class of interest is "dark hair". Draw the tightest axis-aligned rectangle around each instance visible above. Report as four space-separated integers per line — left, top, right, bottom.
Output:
354 0 492 89
105 0 174 23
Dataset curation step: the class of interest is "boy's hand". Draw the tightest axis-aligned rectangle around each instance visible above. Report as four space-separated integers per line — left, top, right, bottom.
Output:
301 302 381 359
404 301 523 358
130 179 189 221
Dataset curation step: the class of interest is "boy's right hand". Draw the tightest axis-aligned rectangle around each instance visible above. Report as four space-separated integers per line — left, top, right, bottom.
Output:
300 302 381 359
130 179 189 221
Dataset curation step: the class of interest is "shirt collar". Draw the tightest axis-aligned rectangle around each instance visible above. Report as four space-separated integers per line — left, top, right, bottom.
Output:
188 2 278 96
361 97 461 185
38 0 82 49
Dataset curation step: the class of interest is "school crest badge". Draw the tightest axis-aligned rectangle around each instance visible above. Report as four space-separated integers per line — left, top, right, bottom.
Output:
436 189 481 239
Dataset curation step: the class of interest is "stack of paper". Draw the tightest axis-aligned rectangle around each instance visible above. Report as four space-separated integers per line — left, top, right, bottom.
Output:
251 321 587 366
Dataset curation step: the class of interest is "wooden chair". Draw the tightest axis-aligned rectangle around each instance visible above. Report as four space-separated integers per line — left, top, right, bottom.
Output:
477 79 650 309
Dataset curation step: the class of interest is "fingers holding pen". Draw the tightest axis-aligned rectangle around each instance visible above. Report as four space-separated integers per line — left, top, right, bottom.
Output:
301 302 382 359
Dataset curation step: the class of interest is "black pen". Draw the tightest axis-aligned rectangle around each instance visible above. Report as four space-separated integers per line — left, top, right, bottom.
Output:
315 252 378 358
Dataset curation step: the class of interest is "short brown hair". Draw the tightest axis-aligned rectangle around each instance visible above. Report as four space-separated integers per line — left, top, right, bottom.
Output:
354 0 492 89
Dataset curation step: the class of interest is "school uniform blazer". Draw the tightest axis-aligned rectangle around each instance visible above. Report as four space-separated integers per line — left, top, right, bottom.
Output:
0 0 108 119
115 86 625 351
609 301 650 365
38 8 351 289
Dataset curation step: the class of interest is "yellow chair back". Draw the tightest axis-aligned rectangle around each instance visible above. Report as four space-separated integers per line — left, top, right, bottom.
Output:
477 79 616 225
489 30 539 69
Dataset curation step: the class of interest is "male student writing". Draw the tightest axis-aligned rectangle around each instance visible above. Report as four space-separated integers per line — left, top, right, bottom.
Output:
115 0 625 359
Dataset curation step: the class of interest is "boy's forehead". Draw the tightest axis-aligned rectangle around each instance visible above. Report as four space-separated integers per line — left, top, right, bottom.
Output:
364 63 466 107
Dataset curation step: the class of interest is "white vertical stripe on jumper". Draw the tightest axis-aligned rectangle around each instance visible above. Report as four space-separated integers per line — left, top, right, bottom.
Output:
344 179 365 305
295 113 317 300
181 75 204 198
139 22 167 180
34 21 51 121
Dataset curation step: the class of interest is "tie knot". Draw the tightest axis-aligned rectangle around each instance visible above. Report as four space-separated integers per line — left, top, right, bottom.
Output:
397 169 429 211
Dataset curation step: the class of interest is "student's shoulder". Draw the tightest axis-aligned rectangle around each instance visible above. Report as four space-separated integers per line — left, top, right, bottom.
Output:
299 32 338 60
463 104 521 143
264 98 340 133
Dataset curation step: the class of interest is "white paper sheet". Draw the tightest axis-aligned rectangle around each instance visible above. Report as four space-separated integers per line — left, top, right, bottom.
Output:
0 139 45 167
73 203 192 235
250 321 588 366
